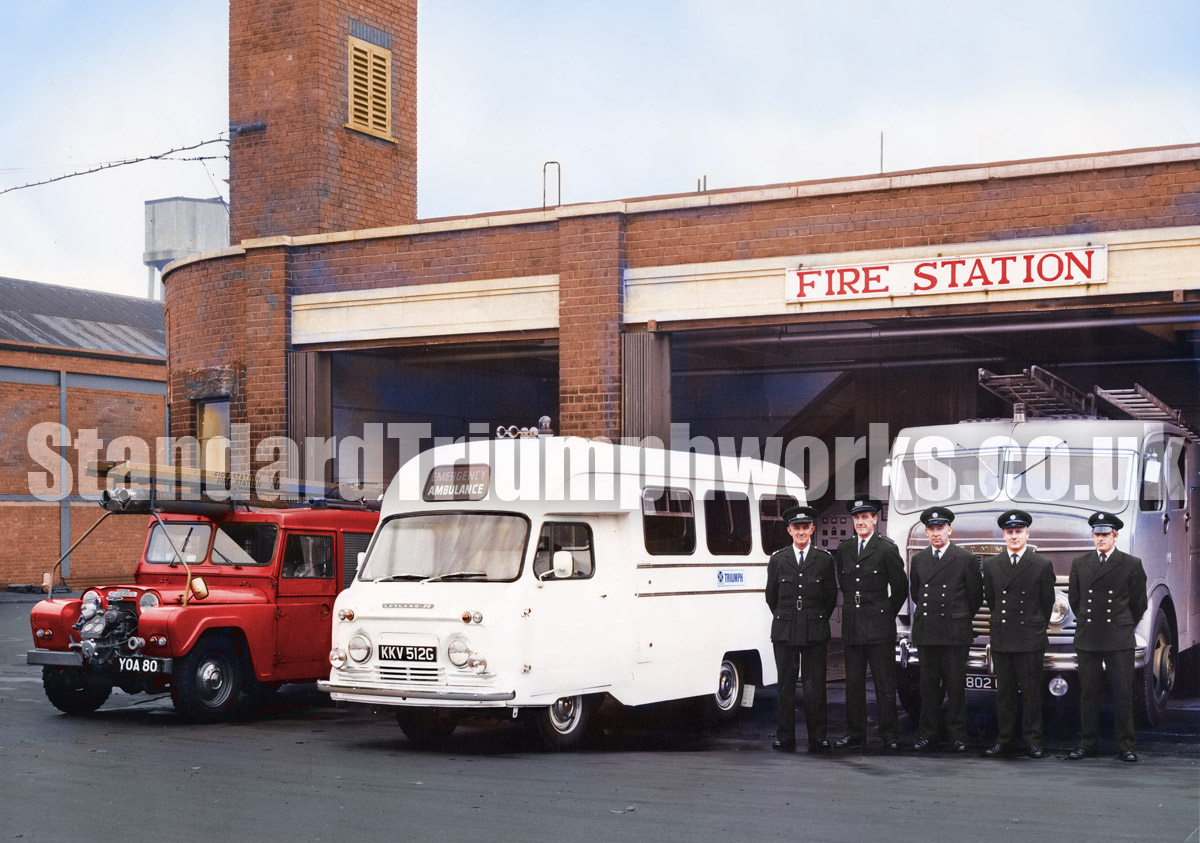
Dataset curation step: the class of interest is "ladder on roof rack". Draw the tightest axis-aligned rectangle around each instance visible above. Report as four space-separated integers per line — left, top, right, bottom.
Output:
977 366 1096 417
1095 384 1200 441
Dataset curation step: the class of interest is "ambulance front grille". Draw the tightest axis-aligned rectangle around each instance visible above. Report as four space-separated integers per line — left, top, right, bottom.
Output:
377 665 443 683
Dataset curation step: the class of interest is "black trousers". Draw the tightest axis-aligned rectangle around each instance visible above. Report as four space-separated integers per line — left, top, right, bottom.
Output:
844 640 899 742
917 643 970 743
1077 648 1136 752
774 641 828 744
992 649 1045 746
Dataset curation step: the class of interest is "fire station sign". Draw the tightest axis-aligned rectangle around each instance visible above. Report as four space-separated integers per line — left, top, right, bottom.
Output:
786 245 1107 304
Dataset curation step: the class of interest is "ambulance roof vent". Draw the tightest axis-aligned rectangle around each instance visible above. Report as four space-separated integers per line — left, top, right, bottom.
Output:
496 416 555 439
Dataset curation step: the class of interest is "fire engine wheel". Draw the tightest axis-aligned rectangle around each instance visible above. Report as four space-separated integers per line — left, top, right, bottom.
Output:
172 637 245 722
534 694 593 750
1135 607 1176 728
701 658 745 725
42 666 112 715
394 708 458 748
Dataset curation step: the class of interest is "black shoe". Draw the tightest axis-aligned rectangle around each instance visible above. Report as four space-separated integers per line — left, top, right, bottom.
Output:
808 740 831 754
951 740 968 753
772 739 796 752
983 743 1008 757
834 735 866 749
912 738 934 752
1067 747 1094 760
1117 750 1138 763
884 740 902 751
1027 746 1045 759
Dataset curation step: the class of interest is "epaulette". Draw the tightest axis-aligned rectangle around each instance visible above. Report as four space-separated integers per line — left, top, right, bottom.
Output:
879 535 897 545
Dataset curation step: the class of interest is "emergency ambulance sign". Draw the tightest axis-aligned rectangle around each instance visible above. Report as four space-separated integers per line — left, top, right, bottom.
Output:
786 245 1106 304
423 464 491 501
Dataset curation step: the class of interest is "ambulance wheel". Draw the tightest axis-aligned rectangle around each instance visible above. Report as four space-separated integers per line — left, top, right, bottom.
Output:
171 635 245 722
1135 607 1175 728
701 658 745 725
534 694 593 750
42 666 112 715
395 708 458 748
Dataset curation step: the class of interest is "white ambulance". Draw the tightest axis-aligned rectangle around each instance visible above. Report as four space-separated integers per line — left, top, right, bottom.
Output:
319 429 805 748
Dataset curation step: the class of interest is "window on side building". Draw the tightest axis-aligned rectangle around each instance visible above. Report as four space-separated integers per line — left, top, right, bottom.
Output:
197 398 230 474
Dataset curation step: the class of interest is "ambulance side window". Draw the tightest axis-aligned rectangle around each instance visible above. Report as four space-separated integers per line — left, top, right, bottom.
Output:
642 487 696 555
759 495 800 554
704 490 752 555
532 522 595 579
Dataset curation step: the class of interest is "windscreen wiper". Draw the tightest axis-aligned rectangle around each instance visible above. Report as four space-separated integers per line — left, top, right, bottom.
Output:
420 571 487 584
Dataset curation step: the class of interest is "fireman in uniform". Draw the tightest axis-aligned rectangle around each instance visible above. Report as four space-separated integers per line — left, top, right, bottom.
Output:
764 505 838 753
1067 511 1148 762
909 506 984 752
981 509 1056 758
833 496 908 751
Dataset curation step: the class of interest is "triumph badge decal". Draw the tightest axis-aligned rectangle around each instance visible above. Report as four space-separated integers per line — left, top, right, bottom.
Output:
716 570 744 588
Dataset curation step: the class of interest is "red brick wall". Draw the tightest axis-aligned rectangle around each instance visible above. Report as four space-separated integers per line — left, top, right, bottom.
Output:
558 214 625 439
229 0 417 243
66 505 150 587
0 504 61 587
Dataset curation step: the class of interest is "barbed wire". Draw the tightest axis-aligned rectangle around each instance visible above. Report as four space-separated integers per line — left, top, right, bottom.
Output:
0 137 229 197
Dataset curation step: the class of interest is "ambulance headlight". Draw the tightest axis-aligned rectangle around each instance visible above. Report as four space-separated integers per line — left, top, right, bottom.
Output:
1049 592 1069 626
348 634 371 663
329 647 347 668
447 636 472 668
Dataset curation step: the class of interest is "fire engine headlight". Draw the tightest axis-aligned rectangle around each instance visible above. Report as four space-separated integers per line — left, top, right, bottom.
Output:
348 634 372 663
139 592 160 610
329 647 347 668
1049 592 1069 626
447 636 472 668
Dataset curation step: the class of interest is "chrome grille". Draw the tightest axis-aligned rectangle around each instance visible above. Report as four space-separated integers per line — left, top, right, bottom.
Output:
378 665 443 683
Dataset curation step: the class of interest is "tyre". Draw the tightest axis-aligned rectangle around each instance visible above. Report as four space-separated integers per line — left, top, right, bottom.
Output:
700 658 744 725
533 694 593 750
897 665 921 721
171 635 245 722
1134 607 1176 728
42 666 112 715
394 707 458 748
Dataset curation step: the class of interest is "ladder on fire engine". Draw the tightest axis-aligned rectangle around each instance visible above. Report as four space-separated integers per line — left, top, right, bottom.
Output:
977 366 1096 417
1095 384 1200 442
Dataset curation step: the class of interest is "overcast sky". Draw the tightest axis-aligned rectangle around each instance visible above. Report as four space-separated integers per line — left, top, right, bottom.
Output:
1 0 1197 300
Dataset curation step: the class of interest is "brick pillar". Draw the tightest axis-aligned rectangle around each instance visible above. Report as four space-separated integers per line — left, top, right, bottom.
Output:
558 213 625 440
229 0 417 243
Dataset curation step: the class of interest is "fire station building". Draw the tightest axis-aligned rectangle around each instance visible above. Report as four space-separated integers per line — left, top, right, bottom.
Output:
163 0 1200 505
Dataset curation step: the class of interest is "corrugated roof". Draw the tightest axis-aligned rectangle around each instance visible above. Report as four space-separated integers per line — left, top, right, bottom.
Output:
0 277 165 357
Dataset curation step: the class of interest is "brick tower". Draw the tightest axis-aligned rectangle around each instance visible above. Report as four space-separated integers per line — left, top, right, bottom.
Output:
229 0 417 242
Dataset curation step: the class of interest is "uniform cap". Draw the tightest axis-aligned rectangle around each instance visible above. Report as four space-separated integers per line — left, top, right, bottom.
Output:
782 505 818 525
846 496 882 515
920 506 955 526
997 508 1032 529
1088 511 1123 533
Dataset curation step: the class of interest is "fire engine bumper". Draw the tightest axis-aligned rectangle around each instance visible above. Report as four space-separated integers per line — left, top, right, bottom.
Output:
318 679 516 707
897 640 1148 673
27 649 83 667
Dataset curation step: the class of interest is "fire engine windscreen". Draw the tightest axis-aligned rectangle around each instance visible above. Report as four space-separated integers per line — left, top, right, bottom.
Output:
360 513 529 582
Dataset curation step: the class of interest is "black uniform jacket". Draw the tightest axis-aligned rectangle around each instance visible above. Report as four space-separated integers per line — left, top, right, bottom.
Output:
834 534 908 645
765 544 838 646
982 548 1056 652
909 542 984 647
1068 549 1148 652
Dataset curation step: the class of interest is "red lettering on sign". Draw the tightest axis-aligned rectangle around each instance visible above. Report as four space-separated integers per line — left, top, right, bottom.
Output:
825 269 838 297
862 265 889 294
1038 253 1064 282
943 259 967 288
913 262 938 291
991 255 1017 284
1065 249 1094 280
794 269 821 299
1022 254 1036 282
837 268 861 295
966 258 993 287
